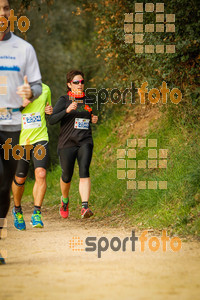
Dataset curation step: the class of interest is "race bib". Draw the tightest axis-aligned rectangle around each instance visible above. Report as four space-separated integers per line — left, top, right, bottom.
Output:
74 118 90 130
22 112 42 129
0 108 12 123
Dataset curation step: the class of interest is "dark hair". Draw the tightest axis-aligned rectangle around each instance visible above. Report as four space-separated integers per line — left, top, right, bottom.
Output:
66 70 84 91
7 0 11 6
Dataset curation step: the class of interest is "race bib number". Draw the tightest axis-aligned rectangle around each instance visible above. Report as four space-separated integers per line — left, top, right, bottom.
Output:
22 112 42 129
0 108 12 123
74 118 90 130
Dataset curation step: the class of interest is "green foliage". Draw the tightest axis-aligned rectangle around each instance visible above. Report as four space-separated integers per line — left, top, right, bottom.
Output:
82 0 200 111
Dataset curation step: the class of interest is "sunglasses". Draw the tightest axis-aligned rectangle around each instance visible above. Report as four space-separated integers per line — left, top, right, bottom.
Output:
71 80 84 85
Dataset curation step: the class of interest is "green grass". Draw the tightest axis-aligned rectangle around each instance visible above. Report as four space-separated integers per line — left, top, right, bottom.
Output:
23 105 200 237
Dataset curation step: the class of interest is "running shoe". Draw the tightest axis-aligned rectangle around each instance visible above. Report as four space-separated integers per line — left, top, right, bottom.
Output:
81 207 93 219
12 207 26 231
59 196 69 218
30 210 44 228
0 253 5 265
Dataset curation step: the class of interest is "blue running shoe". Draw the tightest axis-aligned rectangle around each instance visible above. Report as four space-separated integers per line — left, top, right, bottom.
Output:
12 208 26 231
0 254 5 265
31 210 44 228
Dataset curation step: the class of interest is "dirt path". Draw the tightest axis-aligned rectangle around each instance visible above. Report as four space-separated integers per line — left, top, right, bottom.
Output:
0 205 199 300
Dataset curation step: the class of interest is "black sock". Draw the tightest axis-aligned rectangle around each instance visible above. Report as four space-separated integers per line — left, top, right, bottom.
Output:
82 202 88 209
34 205 41 212
15 206 22 213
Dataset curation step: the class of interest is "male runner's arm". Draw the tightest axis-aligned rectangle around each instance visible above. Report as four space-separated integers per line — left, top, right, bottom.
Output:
29 79 42 101
2 33 42 102
17 43 42 105
17 77 42 107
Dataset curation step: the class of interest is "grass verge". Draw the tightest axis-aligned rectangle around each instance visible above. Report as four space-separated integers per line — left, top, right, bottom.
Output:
23 104 200 237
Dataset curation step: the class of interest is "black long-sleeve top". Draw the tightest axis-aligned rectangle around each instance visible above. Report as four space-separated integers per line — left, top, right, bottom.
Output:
49 95 93 149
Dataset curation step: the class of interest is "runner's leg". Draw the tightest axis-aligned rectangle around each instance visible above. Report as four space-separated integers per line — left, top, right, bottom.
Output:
33 168 47 207
32 141 49 207
12 152 30 207
30 141 49 228
58 146 78 218
77 143 94 218
11 145 29 230
77 143 93 203
60 178 71 198
0 131 20 219
59 146 77 198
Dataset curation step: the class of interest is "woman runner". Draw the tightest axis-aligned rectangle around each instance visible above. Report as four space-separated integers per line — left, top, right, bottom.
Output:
49 70 98 219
